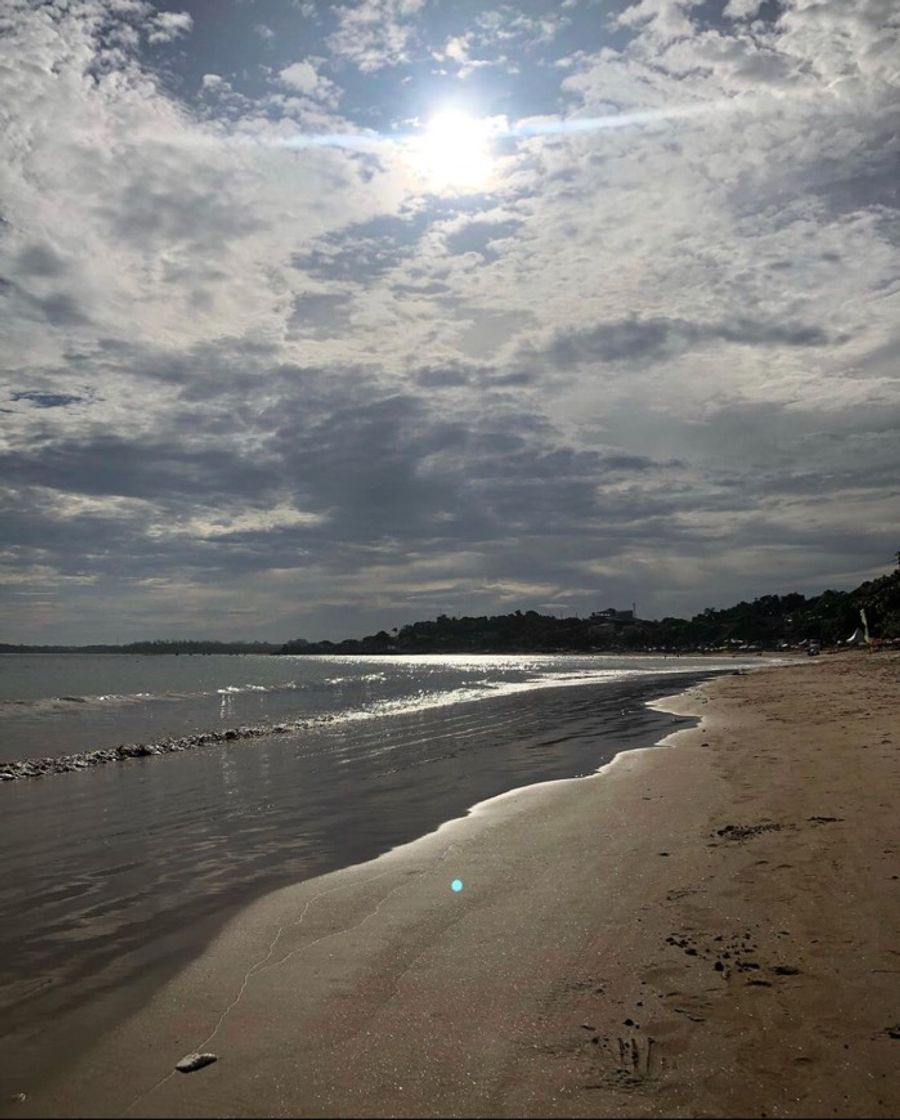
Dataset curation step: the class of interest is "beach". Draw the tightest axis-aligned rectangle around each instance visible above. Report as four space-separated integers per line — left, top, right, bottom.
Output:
7 651 900 1118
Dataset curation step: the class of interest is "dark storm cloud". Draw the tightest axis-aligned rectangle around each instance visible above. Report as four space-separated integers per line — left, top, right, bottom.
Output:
0 502 145 577
730 123 900 221
1 278 89 326
291 212 434 283
715 320 832 347
0 495 307 587
444 218 523 261
10 391 86 409
0 338 710 599
271 400 685 543
272 392 475 537
291 196 497 285
16 243 68 278
104 156 265 254
415 365 473 388
814 156 900 217
0 436 276 502
288 291 353 339
266 384 673 548
412 360 524 389
539 315 832 368
34 292 88 326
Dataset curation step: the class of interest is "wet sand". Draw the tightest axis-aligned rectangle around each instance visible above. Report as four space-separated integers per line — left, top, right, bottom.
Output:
7 652 900 1118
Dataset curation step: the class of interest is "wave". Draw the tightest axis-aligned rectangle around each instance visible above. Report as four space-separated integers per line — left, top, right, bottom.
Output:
1 670 399 711
322 673 388 685
0 683 301 712
0 692 161 714
0 659 766 784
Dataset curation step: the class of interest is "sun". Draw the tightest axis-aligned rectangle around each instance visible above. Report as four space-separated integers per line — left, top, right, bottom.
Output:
415 109 494 190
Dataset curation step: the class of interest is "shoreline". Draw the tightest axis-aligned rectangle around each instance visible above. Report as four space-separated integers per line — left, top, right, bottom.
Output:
4 686 708 1120
8 653 900 1117
0 667 718 1102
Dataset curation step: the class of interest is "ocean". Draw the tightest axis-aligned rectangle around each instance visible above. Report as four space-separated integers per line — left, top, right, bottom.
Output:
0 651 767 1088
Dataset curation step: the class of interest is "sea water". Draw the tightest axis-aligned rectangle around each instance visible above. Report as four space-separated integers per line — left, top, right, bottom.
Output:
0 651 768 1085
1 651 748 763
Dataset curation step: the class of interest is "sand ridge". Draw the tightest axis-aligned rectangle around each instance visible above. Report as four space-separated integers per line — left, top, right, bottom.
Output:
7 653 900 1118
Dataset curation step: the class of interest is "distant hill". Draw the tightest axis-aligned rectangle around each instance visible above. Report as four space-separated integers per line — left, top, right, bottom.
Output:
279 557 900 656
0 640 279 655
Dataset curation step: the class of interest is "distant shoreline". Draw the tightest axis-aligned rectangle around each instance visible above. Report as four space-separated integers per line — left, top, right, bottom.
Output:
0 643 798 655
5 562 897 655
0 644 279 655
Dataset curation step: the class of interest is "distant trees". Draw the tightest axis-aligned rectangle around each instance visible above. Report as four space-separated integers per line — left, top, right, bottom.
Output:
119 640 278 655
276 557 900 655
0 640 279 655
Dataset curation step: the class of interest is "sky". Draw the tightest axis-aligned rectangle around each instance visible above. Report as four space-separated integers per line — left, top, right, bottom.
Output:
1 0 899 643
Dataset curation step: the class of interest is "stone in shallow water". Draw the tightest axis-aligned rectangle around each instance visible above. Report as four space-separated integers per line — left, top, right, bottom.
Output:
175 1053 218 1074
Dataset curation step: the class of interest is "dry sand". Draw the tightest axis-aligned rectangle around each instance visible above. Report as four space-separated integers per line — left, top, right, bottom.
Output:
6 652 900 1119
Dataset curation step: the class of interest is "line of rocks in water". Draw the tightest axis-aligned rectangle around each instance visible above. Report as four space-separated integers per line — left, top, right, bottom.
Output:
0 713 341 783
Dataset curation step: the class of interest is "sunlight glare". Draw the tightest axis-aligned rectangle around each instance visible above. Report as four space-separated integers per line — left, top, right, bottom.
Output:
416 110 494 190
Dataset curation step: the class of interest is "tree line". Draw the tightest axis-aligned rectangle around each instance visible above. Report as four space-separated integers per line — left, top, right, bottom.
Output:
279 557 900 655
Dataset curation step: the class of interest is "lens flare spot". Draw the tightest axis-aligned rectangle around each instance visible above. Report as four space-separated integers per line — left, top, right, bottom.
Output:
451 878 463 892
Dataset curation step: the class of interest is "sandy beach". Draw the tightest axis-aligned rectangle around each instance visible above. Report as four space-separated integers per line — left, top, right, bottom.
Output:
7 652 900 1119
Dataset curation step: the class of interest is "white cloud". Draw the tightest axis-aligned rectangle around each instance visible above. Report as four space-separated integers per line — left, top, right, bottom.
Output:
0 2 411 361
615 0 702 42
431 33 498 79
147 9 193 44
328 0 425 72
277 59 340 105
474 8 568 47
146 504 329 540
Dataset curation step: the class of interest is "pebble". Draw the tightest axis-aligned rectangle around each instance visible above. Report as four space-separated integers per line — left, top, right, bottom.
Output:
175 1053 218 1074
0 717 308 782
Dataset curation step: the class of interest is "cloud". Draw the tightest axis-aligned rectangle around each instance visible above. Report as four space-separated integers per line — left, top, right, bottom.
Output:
277 59 340 105
444 219 524 261
2 0 900 642
279 60 322 94
10 391 86 409
15 243 68 278
147 10 193 45
432 33 497 79
724 0 767 17
328 0 425 72
616 0 702 43
0 0 415 358
534 315 832 369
